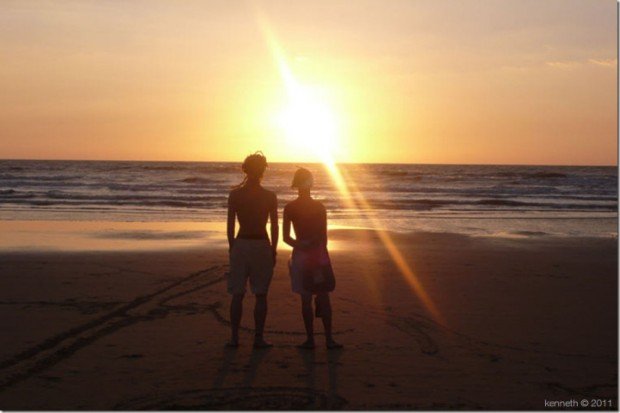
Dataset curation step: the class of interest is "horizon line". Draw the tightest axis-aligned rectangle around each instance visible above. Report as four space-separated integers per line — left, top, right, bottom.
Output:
0 157 617 168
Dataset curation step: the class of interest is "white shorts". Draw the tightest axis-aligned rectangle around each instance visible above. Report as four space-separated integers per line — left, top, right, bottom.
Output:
228 239 273 295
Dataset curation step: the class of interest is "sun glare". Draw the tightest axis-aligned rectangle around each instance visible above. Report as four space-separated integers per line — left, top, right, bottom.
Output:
255 10 342 164
275 84 340 163
256 9 444 325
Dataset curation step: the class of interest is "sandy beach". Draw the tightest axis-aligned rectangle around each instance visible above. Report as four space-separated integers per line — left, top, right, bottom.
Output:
0 229 616 410
2 0 617 409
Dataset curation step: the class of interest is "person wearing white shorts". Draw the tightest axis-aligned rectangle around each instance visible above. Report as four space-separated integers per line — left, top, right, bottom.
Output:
228 238 274 295
226 152 278 349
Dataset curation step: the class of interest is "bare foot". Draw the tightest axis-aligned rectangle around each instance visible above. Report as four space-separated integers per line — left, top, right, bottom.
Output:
296 339 315 349
253 337 273 349
326 339 343 350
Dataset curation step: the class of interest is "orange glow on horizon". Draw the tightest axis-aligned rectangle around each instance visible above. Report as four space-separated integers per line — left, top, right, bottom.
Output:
0 1 616 165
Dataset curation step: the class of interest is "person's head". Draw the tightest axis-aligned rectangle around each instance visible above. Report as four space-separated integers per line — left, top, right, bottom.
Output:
291 167 313 193
232 152 267 189
241 151 268 182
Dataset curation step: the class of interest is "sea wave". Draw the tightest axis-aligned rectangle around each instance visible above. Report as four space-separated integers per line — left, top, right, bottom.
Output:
180 176 224 184
0 161 616 220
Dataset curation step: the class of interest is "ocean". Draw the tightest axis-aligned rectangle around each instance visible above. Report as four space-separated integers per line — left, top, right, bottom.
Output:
0 160 617 239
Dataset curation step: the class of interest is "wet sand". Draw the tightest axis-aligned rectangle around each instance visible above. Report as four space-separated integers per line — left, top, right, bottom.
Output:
0 230 616 409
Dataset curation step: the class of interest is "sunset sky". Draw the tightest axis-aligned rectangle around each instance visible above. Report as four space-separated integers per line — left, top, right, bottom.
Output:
0 0 617 165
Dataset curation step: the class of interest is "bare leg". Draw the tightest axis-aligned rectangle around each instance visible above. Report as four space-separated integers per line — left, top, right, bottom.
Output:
228 294 244 347
253 294 272 348
317 293 342 349
297 294 315 348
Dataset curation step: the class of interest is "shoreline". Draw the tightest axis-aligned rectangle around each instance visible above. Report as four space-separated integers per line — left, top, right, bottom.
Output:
0 219 616 254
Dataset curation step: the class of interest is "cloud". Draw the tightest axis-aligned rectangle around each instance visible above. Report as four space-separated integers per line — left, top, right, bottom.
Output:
588 58 617 67
545 60 580 70
544 58 617 70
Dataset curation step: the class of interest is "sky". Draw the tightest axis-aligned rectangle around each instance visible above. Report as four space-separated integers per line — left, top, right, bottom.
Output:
0 0 617 165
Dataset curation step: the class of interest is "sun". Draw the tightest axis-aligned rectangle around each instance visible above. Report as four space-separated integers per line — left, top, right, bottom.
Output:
275 84 340 163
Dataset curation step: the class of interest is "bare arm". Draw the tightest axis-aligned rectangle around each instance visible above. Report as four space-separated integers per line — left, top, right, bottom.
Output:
320 205 328 247
269 193 279 252
227 194 236 252
282 206 298 248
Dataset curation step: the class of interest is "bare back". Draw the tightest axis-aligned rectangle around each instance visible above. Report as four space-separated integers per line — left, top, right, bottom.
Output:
228 184 277 239
284 197 327 246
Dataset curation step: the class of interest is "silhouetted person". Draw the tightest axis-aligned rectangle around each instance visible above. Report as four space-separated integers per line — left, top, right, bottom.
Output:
283 168 342 349
227 152 278 348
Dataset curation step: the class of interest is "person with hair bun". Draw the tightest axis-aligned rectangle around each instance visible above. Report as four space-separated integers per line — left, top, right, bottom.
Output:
283 167 342 349
226 152 278 348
